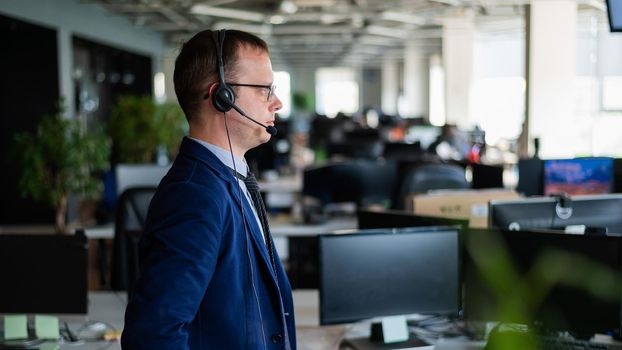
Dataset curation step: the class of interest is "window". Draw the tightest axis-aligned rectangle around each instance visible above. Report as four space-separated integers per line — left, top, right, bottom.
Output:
602 76 622 111
470 77 525 145
274 71 291 118
471 30 525 146
315 67 359 117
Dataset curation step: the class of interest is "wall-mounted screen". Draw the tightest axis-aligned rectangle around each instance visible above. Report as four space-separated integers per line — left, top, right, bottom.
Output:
607 0 622 32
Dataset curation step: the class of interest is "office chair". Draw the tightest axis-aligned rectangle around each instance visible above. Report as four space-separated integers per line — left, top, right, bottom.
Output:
111 186 157 291
393 163 469 210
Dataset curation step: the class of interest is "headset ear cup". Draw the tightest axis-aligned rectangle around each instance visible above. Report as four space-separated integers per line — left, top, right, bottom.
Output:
213 83 235 112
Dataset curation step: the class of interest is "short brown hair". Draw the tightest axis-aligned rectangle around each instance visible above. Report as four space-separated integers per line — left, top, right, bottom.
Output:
173 29 269 121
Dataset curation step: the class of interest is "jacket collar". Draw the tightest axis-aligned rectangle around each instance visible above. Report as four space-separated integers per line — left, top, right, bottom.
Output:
177 137 238 184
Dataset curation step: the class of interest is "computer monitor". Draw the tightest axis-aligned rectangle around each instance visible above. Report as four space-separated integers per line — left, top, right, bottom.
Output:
326 140 384 160
612 158 622 193
404 125 441 150
302 160 398 207
463 228 622 338
357 209 468 231
489 194 622 234
517 158 544 196
607 0 622 32
471 163 504 189
383 142 424 161
0 231 88 315
543 157 613 196
319 226 460 325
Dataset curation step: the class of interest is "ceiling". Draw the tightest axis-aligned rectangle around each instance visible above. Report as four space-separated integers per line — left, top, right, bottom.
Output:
88 0 604 68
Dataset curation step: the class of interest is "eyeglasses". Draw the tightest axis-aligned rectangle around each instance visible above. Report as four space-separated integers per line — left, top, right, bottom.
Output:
227 83 276 102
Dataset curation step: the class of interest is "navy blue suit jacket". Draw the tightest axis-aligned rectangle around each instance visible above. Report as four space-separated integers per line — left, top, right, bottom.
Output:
122 137 296 349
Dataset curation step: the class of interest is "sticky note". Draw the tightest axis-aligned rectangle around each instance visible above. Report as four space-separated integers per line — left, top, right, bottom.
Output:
3 315 28 340
381 315 409 343
34 315 59 339
40 346 60 350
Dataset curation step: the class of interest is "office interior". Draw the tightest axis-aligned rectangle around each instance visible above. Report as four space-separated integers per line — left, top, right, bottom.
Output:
2 0 622 349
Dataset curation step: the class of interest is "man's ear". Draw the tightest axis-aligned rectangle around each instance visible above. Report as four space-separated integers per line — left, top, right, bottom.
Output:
203 82 219 101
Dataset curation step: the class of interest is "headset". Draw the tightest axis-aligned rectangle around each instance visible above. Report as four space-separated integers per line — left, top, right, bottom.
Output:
208 29 278 136
211 29 290 350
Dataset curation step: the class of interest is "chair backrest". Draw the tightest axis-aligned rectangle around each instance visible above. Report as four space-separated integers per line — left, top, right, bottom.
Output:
394 163 469 209
115 164 170 196
111 186 157 291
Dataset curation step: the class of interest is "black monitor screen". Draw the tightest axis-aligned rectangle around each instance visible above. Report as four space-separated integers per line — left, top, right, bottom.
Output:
319 227 460 325
303 160 397 207
0 233 88 314
489 194 622 234
464 228 622 337
517 158 544 197
471 163 504 189
607 0 622 32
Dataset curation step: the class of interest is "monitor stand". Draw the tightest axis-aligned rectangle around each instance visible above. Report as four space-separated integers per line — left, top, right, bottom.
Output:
343 319 430 350
343 336 429 350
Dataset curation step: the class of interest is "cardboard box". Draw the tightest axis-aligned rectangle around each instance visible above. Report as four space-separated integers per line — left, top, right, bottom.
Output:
412 189 520 228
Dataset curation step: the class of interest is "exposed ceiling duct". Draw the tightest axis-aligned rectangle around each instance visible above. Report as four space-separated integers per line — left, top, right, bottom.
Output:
88 0 604 68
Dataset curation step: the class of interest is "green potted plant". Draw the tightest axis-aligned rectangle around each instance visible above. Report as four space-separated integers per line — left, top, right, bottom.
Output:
154 101 187 161
107 95 158 164
107 95 186 164
13 102 110 233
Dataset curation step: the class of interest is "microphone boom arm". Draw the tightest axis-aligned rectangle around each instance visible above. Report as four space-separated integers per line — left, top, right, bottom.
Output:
229 103 278 136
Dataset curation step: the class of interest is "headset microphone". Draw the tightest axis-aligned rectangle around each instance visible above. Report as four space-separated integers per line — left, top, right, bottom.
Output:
228 102 278 136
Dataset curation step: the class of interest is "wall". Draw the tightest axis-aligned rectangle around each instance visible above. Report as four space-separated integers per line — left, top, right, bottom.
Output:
0 0 165 117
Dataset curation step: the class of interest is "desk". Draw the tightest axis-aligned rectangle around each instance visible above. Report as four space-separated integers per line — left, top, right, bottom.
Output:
6 291 484 350
257 175 302 193
18 291 343 350
258 175 302 210
82 216 358 240
2 292 127 350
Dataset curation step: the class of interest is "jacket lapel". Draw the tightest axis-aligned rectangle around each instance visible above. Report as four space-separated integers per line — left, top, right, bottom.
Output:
179 137 279 285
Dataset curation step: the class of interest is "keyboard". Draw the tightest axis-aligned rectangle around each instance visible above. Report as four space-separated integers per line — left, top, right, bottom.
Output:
539 336 622 350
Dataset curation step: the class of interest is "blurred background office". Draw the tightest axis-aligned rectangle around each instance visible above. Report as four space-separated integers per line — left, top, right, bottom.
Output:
3 1 622 349
1 0 622 282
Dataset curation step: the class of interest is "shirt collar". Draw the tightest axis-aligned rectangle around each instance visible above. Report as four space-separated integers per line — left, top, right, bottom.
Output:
188 137 248 177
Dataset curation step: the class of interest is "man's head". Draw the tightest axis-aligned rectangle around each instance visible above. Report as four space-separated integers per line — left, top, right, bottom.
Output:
174 29 282 154
174 29 268 121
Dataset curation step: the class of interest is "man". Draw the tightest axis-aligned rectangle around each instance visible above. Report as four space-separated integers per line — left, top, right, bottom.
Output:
121 29 296 350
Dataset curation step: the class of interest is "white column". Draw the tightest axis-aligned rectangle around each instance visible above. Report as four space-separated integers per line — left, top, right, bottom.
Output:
442 11 475 128
57 28 74 118
403 40 429 119
428 54 446 126
381 58 399 116
528 0 577 158
162 46 178 103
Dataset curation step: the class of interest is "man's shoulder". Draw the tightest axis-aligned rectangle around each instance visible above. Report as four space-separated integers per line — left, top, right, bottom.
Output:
164 150 231 188
147 167 232 221
159 164 229 200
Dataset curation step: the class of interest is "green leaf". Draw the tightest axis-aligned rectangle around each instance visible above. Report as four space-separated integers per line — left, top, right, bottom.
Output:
12 101 110 207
